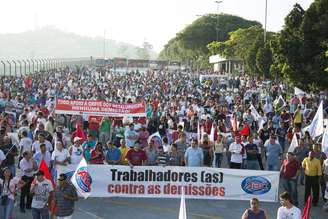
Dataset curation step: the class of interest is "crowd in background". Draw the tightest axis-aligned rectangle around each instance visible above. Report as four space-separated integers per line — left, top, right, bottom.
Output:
0 65 327 218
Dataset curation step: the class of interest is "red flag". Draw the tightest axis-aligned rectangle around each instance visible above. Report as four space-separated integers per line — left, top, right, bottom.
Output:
232 113 238 132
25 77 31 88
39 159 55 188
240 122 250 136
72 123 86 142
302 196 312 219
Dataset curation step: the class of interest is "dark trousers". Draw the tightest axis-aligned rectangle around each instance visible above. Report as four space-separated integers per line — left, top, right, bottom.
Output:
320 176 327 201
304 175 319 204
257 154 264 170
230 162 241 169
20 175 34 210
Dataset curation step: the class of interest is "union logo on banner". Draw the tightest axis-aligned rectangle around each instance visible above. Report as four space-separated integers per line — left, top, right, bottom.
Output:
71 158 92 199
241 176 271 195
76 166 92 193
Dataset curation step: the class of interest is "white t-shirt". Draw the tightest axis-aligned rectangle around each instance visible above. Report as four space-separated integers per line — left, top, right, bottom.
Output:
20 158 35 177
31 179 54 209
69 145 83 165
51 149 70 175
225 96 233 105
229 142 243 163
277 206 301 219
32 140 53 153
51 149 70 163
19 137 33 153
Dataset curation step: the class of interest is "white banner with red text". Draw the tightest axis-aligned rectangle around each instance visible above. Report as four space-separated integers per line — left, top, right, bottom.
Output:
64 165 279 202
54 98 146 117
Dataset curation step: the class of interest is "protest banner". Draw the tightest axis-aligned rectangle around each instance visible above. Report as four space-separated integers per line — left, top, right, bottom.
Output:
55 98 146 117
64 165 279 202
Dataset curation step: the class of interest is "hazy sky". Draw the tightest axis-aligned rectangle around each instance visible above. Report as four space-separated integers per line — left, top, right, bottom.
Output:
0 0 314 52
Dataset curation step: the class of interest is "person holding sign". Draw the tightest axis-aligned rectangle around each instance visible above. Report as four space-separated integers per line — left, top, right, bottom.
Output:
126 142 147 167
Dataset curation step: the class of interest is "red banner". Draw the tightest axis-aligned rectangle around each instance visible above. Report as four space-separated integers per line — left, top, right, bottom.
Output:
55 98 146 117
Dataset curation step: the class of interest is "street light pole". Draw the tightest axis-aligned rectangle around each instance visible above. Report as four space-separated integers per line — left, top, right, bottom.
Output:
17 60 22 77
264 0 268 43
12 60 17 77
30 59 35 74
26 60 31 74
22 60 27 76
215 1 223 42
1 61 5 77
103 29 106 64
6 61 12 77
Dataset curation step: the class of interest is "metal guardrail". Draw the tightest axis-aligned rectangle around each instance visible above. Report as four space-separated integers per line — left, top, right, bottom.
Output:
0 57 93 77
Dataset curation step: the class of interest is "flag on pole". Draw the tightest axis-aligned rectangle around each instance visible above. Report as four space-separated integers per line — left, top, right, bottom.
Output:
307 101 324 138
302 196 312 219
209 123 215 142
72 123 86 142
232 113 238 132
249 104 261 121
274 95 286 113
178 187 187 219
295 87 306 96
200 125 205 142
240 122 250 136
197 122 201 143
322 127 328 155
71 158 92 199
288 134 299 153
39 159 55 188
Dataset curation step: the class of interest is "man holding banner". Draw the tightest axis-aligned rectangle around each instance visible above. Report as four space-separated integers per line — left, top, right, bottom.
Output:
54 173 78 219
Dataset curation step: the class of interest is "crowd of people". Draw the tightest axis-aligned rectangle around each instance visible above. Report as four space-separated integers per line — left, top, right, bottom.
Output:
0 65 327 219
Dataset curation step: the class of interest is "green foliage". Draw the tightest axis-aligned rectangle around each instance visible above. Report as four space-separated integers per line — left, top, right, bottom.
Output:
208 25 275 77
276 1 328 90
256 45 272 78
159 14 260 64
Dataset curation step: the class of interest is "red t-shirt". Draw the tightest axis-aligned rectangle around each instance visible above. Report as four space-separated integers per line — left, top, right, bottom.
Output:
282 159 300 179
89 150 104 164
126 149 147 166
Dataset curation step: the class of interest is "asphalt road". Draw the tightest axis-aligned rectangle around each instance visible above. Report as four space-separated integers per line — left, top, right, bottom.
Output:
14 190 327 219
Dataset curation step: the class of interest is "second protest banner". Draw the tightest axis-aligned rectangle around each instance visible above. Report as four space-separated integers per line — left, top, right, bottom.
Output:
55 98 146 117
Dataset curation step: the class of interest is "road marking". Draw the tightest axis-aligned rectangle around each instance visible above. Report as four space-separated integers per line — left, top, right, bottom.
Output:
77 207 104 219
108 200 222 219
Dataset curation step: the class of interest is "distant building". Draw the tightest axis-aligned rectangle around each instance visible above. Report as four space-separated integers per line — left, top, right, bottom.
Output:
209 55 244 74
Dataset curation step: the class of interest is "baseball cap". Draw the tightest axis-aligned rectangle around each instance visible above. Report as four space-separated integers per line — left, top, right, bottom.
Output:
73 137 83 143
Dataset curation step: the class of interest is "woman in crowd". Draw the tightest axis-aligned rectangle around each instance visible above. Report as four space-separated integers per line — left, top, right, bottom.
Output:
89 142 105 164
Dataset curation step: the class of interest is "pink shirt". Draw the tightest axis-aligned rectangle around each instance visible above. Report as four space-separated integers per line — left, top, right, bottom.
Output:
138 130 149 148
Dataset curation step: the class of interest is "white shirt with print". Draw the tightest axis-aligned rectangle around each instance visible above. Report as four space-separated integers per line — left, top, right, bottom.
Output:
277 206 301 219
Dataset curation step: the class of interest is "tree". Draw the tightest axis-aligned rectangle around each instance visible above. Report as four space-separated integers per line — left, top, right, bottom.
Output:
276 1 328 90
256 45 272 78
159 14 261 64
207 25 274 77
